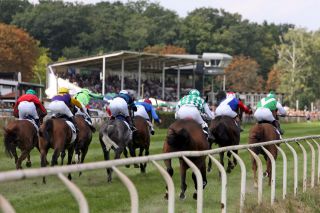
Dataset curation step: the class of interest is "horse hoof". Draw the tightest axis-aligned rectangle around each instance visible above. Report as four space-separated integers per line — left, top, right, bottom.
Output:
207 168 212 173
125 164 130 168
193 193 197 200
42 178 46 184
134 164 139 168
226 168 232 174
68 174 72 180
26 161 32 168
179 193 186 200
79 172 82 177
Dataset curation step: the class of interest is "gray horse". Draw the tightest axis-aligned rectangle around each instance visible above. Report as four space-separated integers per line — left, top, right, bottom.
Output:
99 118 132 182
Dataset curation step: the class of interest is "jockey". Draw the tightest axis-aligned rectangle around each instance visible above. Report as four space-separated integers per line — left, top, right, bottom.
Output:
109 90 137 131
175 89 214 138
215 91 252 131
48 87 83 132
13 89 47 128
254 91 286 135
74 88 103 131
134 98 161 135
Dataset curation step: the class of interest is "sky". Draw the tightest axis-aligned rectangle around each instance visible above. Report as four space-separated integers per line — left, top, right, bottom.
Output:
32 0 320 31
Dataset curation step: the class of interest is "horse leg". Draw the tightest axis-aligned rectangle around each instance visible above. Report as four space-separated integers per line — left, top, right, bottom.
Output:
139 148 146 173
26 153 32 168
141 147 149 174
123 148 130 168
100 138 112 182
11 147 18 166
233 150 238 168
51 149 61 166
16 150 30 170
107 148 123 183
164 159 173 200
128 143 139 168
179 160 188 200
207 142 213 173
252 156 258 188
79 146 89 177
40 148 48 184
60 150 66 165
192 162 208 200
226 151 234 173
67 144 75 180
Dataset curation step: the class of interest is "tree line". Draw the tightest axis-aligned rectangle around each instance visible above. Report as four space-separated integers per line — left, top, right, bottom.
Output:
1 0 319 109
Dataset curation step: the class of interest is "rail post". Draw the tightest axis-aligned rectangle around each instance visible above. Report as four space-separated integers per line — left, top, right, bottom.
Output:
0 195 15 213
306 140 315 188
297 142 307 192
286 143 298 196
261 147 276 205
230 151 246 213
248 149 263 204
276 146 287 199
311 139 320 185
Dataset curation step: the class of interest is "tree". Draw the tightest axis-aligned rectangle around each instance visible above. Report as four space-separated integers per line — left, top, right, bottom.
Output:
0 23 40 81
266 68 281 91
223 56 264 92
144 44 186 54
0 0 31 24
275 28 312 107
32 47 52 86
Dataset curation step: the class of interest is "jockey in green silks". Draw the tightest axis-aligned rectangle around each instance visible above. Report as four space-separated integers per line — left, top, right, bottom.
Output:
74 88 104 132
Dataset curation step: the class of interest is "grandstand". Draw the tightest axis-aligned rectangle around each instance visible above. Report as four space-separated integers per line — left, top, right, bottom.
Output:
46 50 232 102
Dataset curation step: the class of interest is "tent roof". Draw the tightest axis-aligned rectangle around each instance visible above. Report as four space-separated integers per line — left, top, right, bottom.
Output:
49 50 201 73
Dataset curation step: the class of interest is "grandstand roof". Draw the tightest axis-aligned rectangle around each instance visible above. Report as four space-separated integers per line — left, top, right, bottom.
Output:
49 50 201 73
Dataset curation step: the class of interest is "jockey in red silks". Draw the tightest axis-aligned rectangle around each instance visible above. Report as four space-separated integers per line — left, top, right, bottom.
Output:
13 89 47 127
215 91 252 131
134 98 161 135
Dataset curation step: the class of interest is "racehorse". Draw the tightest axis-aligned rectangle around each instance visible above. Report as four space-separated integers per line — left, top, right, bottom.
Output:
3 120 38 169
99 117 132 182
249 122 280 186
39 118 76 183
74 114 93 176
163 119 209 200
208 116 240 173
129 115 150 173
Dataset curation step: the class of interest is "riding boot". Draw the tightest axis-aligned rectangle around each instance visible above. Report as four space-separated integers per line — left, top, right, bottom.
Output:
234 117 243 132
272 120 284 135
126 116 137 132
35 119 40 128
70 116 79 134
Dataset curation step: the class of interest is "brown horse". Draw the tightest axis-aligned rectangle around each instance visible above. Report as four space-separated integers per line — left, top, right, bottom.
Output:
209 116 240 173
74 114 93 176
249 122 280 186
163 119 209 200
39 118 75 183
128 115 150 173
3 120 38 169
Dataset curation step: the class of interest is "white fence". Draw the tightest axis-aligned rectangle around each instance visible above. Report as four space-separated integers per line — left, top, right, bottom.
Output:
0 135 319 213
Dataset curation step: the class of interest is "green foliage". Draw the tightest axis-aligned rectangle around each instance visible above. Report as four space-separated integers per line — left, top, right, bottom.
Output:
155 111 175 128
0 0 31 24
32 47 52 86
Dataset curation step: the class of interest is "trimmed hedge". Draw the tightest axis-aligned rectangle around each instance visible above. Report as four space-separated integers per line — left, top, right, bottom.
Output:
155 111 175 128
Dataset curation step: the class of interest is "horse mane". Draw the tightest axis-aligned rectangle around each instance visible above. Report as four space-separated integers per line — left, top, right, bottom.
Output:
166 127 191 150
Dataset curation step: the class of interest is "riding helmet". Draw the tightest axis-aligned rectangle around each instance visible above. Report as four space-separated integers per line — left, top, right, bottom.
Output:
26 89 36 95
58 87 69 94
188 89 200 96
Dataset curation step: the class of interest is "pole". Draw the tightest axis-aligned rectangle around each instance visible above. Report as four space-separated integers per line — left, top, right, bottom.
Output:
138 58 142 98
162 62 165 100
177 65 180 101
102 57 106 96
121 58 124 90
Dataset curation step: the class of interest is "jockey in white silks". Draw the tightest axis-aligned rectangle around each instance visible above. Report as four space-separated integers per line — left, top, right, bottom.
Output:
175 89 214 138
254 91 286 135
134 99 161 135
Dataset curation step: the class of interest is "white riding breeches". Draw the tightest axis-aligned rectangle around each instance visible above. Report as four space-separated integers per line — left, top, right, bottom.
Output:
254 107 275 122
176 105 206 127
134 105 150 120
109 97 129 117
215 104 237 118
18 101 39 119
48 100 73 118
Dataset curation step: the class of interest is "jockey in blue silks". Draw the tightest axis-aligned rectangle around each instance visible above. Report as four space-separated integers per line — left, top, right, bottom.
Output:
134 99 161 135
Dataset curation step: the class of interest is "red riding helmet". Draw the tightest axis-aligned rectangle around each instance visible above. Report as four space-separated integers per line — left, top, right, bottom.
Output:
144 99 152 104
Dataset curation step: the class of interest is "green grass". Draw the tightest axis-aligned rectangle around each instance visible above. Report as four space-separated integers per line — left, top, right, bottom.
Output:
0 121 320 213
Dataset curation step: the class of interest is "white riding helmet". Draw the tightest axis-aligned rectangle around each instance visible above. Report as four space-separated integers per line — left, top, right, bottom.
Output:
119 90 128 94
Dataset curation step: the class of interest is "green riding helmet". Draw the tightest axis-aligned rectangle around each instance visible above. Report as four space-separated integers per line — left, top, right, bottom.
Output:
267 91 276 99
188 89 200 97
81 88 91 94
26 89 36 95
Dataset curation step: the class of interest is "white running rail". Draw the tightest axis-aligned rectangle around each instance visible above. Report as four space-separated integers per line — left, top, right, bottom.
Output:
0 136 319 213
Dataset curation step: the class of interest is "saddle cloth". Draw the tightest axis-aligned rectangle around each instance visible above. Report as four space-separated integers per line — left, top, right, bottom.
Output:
65 121 77 143
20 118 39 132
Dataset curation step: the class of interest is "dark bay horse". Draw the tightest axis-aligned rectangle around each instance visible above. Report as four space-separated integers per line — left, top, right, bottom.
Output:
130 115 150 173
39 118 75 183
249 122 280 186
74 114 93 176
209 116 240 173
99 117 132 182
163 119 209 200
3 120 38 169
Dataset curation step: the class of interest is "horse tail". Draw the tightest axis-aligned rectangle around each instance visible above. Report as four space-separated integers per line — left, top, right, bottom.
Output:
3 126 17 158
166 127 190 149
101 124 119 150
41 119 54 146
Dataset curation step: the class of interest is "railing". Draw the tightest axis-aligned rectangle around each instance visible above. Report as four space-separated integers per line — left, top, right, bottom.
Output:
0 135 319 213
